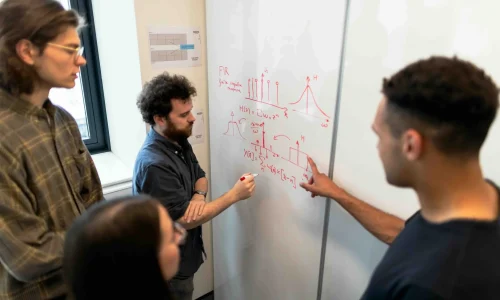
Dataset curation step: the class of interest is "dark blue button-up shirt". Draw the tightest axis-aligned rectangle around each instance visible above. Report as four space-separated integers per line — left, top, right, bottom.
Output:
132 128 205 279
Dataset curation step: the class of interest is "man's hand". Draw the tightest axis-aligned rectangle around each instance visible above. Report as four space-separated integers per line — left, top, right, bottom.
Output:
184 194 206 223
300 157 348 200
230 173 256 201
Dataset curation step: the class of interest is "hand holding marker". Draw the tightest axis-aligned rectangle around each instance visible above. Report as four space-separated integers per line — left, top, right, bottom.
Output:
240 173 259 181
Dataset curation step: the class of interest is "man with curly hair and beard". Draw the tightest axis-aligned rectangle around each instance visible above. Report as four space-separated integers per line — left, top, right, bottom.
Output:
133 72 257 299
301 56 500 299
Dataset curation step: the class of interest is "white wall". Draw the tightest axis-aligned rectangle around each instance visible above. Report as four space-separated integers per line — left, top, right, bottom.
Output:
91 0 144 196
92 0 212 298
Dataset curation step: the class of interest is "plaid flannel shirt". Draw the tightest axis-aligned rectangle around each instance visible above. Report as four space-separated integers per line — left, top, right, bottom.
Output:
0 89 103 299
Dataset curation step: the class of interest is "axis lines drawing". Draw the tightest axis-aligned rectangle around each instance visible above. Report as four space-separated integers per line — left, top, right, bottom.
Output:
217 67 333 126
282 140 311 172
289 76 330 120
250 122 279 159
223 111 246 140
245 69 286 112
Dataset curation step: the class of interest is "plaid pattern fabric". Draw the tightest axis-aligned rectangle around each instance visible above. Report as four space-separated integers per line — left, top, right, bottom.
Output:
0 89 103 299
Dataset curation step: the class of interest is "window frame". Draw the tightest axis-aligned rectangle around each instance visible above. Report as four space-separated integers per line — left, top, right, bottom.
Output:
69 0 110 154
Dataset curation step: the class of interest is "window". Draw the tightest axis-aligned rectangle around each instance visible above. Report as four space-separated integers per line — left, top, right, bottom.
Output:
49 0 110 154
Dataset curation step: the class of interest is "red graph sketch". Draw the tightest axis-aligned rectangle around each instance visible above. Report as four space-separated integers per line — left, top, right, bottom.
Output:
245 69 288 118
289 76 330 120
223 111 246 140
282 140 311 172
250 122 279 159
241 127 312 189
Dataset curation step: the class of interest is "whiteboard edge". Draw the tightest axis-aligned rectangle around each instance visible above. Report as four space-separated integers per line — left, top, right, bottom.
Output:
317 0 352 299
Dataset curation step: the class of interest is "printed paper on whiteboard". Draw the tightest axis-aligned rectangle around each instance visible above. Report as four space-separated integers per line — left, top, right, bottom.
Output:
148 26 202 68
188 108 205 145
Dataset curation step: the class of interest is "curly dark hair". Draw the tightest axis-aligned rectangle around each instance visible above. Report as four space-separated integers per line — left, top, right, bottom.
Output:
382 56 499 155
137 72 197 126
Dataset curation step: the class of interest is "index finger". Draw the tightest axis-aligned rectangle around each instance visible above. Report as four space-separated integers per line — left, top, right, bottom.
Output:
307 156 319 174
184 203 193 222
188 203 197 222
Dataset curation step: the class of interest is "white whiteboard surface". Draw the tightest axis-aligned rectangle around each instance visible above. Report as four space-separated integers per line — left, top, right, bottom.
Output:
322 1 500 299
206 0 346 299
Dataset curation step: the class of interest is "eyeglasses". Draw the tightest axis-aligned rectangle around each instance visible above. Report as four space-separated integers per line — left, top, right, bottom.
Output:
47 42 84 63
173 222 187 245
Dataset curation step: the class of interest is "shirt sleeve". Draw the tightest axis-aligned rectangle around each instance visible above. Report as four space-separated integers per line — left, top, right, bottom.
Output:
138 164 190 221
191 151 206 181
0 161 64 282
397 284 445 300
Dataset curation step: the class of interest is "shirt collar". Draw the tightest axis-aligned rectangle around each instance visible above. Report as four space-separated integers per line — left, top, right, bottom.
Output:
0 88 56 117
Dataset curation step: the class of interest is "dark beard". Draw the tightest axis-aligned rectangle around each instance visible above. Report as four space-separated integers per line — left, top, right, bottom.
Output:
163 119 193 142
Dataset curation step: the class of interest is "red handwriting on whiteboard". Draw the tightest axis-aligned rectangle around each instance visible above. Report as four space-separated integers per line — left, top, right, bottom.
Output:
243 149 257 161
218 66 241 93
263 163 297 189
250 122 279 159
281 140 311 172
219 78 228 87
243 144 307 190
228 81 242 93
242 148 309 189
219 79 242 93
219 66 230 76
239 105 280 121
244 69 288 118
289 75 331 125
303 173 310 181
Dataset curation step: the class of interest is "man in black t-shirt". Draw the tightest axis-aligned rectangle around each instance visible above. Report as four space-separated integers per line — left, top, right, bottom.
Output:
301 56 500 299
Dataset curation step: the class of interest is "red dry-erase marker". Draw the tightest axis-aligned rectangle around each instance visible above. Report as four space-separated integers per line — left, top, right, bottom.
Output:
240 173 259 181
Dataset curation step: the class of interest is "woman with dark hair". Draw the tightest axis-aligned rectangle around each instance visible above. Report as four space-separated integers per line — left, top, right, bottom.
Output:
63 195 185 299
0 1 103 298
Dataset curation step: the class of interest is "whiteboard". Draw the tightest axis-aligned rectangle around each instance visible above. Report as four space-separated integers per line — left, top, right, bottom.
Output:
206 0 347 299
322 1 500 299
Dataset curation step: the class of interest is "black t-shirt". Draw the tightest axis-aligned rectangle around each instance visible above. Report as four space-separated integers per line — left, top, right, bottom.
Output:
361 182 500 300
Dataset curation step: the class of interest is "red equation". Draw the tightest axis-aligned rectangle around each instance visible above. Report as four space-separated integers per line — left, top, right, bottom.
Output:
239 105 280 121
263 163 297 189
242 149 297 189
241 127 313 189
